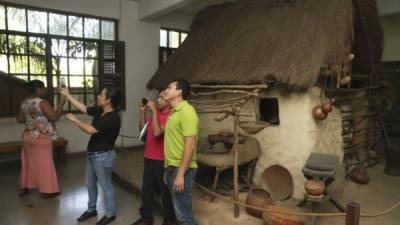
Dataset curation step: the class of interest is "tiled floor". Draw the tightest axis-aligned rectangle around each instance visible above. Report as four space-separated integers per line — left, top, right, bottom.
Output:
0 155 162 225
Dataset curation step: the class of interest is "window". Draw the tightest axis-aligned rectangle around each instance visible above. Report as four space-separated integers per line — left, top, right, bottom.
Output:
259 98 280 125
159 28 188 65
0 2 124 117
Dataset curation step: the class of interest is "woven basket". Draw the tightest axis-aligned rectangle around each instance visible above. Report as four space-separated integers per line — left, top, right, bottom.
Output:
262 205 305 225
239 121 269 134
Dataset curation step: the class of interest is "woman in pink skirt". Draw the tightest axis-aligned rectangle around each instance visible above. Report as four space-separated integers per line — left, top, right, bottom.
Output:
16 80 66 197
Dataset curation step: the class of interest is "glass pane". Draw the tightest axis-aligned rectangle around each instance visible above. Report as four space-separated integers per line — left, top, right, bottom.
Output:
14 75 28 82
7 7 26 32
69 58 84 75
29 37 46 55
29 56 46 74
52 75 68 88
51 39 67 56
0 54 8 73
69 77 85 92
86 93 96 106
52 57 68 75
30 75 47 86
101 20 114 40
69 40 84 57
49 13 67 36
28 10 47 33
85 42 98 58
85 59 98 75
181 33 188 43
9 55 28 74
0 6 5 29
71 94 85 110
169 31 179 48
0 34 7 53
160 29 167 47
68 16 83 37
9 35 27 54
85 76 98 93
84 18 99 39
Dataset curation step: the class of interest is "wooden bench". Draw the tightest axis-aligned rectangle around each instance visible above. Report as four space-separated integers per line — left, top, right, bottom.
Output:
0 137 68 160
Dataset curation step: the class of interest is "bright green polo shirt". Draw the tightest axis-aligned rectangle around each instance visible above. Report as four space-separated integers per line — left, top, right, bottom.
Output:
164 100 199 168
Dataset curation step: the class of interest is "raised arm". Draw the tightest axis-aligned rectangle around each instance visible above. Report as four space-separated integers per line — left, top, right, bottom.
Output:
40 96 66 122
65 113 98 134
148 100 164 137
60 87 87 114
139 103 147 130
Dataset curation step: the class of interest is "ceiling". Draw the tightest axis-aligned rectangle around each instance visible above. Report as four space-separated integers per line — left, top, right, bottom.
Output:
178 0 240 15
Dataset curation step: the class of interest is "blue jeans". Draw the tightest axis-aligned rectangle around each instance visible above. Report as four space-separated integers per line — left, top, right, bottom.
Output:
86 150 116 217
165 167 197 225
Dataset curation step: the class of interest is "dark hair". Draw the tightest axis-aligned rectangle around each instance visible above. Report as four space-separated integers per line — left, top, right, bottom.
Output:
104 87 122 109
26 80 45 95
171 79 191 100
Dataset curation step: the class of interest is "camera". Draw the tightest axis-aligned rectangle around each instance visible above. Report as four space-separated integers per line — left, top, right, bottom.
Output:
59 77 66 88
141 98 148 106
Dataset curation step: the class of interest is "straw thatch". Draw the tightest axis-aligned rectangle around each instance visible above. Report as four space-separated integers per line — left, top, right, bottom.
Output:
148 0 356 91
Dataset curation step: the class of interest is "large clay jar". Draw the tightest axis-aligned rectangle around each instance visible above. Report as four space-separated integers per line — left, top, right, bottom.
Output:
304 180 325 196
350 168 370 185
312 106 327 120
321 102 333 114
245 188 273 218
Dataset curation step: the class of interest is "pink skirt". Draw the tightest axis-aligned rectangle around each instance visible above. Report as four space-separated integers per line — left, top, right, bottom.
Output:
19 134 60 194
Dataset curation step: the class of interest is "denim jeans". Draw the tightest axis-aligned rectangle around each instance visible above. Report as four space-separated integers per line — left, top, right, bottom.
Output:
86 150 116 217
165 167 197 225
139 159 175 223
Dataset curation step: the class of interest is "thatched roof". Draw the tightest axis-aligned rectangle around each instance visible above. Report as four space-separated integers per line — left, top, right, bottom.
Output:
148 0 380 91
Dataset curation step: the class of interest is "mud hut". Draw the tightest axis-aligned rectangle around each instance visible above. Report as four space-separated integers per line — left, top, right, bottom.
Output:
148 0 384 199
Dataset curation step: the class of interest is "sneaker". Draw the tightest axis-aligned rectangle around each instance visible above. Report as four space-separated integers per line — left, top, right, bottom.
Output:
131 217 153 225
77 211 97 222
96 215 116 225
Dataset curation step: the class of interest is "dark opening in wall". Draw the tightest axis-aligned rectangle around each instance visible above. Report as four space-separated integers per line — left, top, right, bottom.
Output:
259 98 280 125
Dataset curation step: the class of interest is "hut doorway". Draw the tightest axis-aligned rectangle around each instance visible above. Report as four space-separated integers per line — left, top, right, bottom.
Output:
259 98 280 125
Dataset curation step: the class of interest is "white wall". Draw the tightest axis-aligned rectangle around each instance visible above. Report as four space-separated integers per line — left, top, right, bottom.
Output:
381 14 400 62
0 0 193 153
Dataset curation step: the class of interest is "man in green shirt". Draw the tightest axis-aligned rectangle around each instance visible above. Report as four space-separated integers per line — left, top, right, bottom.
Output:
162 79 199 225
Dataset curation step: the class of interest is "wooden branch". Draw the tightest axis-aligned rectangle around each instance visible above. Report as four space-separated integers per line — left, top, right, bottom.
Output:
192 84 268 89
190 96 250 104
232 108 240 217
191 89 259 97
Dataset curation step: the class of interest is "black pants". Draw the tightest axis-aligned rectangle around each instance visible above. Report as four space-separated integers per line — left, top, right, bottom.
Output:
140 158 175 223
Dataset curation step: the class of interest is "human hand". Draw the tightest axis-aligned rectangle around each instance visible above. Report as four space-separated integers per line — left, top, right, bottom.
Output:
163 172 167 185
147 99 157 112
59 87 70 97
65 113 78 122
173 174 185 193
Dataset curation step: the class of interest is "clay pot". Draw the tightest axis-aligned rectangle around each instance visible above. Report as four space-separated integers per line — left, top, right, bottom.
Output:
321 102 333 114
245 188 273 218
350 168 369 185
304 180 325 196
312 106 327 120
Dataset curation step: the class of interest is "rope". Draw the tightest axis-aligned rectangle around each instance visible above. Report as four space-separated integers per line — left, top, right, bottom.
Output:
193 182 400 218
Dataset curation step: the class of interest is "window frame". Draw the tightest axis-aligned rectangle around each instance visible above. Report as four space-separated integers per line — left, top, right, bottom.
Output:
0 1 122 117
159 27 188 66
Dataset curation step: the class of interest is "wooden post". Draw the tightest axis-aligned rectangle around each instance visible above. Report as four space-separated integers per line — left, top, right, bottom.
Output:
233 107 240 217
345 202 360 225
